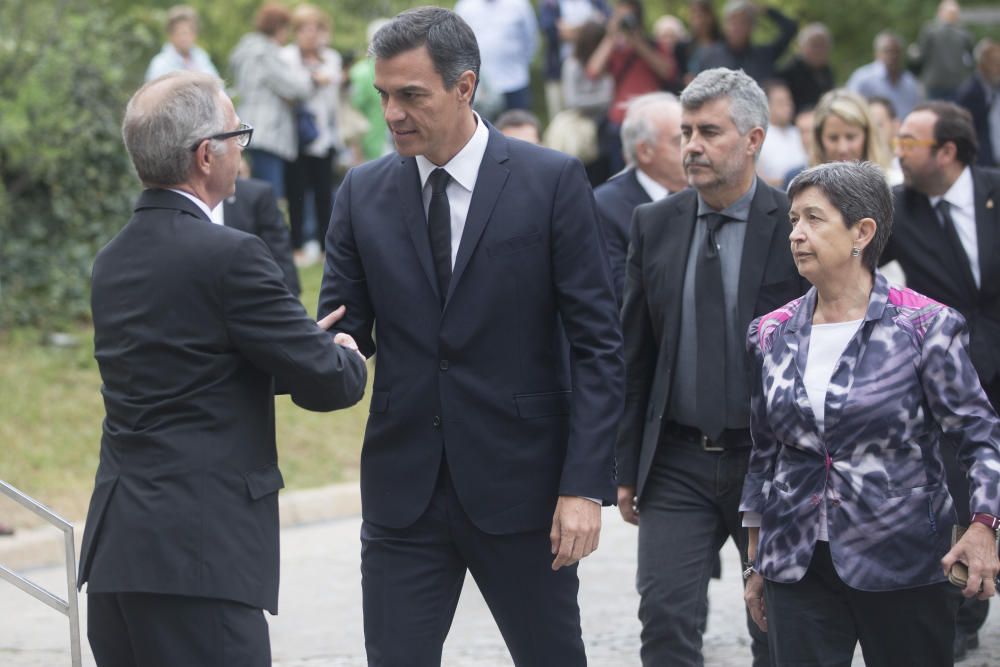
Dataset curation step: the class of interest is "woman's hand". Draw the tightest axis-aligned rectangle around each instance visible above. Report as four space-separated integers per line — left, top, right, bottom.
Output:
744 572 767 632
942 523 1000 600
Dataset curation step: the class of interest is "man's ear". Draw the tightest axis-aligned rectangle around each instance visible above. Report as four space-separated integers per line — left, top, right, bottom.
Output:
192 141 213 176
746 126 766 156
455 70 476 104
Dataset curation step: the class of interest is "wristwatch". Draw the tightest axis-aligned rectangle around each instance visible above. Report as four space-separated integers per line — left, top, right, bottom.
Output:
742 558 757 581
971 512 1000 532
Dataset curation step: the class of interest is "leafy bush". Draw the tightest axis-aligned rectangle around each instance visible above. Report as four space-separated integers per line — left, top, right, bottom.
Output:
0 1 159 327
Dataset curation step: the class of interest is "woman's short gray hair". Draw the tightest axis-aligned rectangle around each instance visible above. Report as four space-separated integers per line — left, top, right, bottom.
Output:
787 161 894 272
680 67 769 135
122 72 226 187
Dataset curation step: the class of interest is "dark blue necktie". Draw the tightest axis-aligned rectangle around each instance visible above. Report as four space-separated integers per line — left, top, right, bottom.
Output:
427 168 452 307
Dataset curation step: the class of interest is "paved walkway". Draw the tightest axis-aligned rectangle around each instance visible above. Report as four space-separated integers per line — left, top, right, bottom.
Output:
2 507 998 666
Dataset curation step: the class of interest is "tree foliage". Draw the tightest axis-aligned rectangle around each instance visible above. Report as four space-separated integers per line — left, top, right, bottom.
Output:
0 1 158 327
1 0 997 328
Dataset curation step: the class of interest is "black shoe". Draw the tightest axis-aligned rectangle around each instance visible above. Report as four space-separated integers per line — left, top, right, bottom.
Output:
966 632 979 651
954 633 968 662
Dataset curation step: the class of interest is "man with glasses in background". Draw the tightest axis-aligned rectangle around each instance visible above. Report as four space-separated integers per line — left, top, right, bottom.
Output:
884 100 1000 661
78 71 367 666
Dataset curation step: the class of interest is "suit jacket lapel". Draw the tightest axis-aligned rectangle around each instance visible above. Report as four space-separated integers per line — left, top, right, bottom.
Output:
659 193 697 353
446 128 510 307
737 183 779 327
973 167 998 290
397 157 441 302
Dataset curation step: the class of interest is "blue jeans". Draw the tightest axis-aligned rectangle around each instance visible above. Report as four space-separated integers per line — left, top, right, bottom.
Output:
247 149 288 201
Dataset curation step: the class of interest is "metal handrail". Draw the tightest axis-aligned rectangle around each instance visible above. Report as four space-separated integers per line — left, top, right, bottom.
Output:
0 480 82 667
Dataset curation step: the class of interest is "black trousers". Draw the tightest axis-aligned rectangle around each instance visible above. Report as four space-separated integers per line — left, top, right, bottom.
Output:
285 150 334 250
635 437 770 667
361 463 586 667
87 592 270 667
764 542 959 667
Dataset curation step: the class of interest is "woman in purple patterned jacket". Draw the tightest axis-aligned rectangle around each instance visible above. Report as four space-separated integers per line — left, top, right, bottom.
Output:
740 161 1000 666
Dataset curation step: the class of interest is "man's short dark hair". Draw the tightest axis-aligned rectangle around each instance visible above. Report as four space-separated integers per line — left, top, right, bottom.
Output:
369 7 480 98
494 109 540 134
912 101 979 167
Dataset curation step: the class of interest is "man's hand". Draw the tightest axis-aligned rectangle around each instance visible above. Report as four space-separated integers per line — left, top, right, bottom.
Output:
550 496 602 571
744 572 767 632
318 306 365 362
617 485 638 525
318 305 347 330
942 522 1000 600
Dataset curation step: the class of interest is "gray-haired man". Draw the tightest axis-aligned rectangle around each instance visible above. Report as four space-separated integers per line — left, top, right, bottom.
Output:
594 92 686 303
616 68 807 666
78 71 367 666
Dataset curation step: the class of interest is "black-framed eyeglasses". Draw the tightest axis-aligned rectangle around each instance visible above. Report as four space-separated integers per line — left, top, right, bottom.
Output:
189 122 254 152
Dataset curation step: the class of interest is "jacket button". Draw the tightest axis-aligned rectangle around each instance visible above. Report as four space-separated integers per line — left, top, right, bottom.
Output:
432 416 441 428
439 360 449 371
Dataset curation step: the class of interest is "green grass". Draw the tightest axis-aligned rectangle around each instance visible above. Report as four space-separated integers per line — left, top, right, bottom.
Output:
0 263 371 527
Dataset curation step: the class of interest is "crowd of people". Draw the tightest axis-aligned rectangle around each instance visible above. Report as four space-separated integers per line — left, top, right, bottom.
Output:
55 1 1000 666
138 1 1000 275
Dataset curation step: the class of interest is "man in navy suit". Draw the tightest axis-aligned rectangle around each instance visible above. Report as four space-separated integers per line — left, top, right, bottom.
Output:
319 7 623 666
219 176 301 296
594 92 686 302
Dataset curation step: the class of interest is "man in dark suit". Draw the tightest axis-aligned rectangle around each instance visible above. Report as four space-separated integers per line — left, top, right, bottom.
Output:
955 39 1000 168
79 71 368 666
218 176 301 296
594 91 686 303
319 8 623 665
616 68 806 667
885 100 1000 660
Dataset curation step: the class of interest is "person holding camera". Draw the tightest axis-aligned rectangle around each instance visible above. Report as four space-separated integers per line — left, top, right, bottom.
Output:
586 0 676 172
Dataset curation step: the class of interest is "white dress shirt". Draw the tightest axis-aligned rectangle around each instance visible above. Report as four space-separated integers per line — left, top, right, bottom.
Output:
455 0 539 94
415 113 491 268
930 166 980 289
168 188 216 221
634 168 671 202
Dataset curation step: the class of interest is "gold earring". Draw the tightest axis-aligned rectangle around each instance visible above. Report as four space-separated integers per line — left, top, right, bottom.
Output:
851 247 861 258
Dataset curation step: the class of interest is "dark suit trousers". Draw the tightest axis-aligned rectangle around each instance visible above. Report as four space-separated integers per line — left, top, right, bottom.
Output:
87 592 270 667
360 463 586 667
636 437 770 667
942 376 1000 636
764 542 958 667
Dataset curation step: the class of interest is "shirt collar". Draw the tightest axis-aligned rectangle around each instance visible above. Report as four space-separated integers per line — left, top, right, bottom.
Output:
415 112 489 194
634 168 671 202
167 188 214 219
696 176 757 222
930 165 974 213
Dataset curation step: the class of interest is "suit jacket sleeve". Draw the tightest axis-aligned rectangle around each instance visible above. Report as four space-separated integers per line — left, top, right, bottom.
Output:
318 168 377 359
223 234 367 412
253 183 301 297
551 158 625 502
918 308 1000 517
615 207 657 487
595 195 628 306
